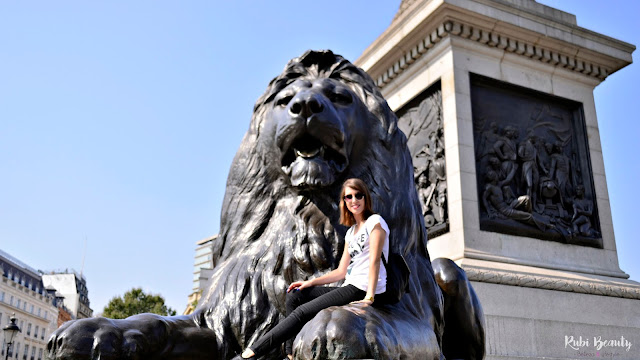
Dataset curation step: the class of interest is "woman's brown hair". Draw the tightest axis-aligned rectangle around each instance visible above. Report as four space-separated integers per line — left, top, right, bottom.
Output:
339 178 374 226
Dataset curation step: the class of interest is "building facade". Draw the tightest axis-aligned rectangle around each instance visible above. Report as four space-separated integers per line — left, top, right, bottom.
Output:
41 271 93 320
0 250 59 360
183 235 217 315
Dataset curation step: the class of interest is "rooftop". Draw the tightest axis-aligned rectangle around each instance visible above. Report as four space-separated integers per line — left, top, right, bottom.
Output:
0 248 41 278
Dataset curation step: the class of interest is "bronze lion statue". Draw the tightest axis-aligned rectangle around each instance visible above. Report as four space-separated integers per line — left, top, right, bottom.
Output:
47 50 485 360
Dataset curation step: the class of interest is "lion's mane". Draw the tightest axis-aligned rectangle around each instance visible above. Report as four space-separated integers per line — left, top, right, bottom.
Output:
198 50 444 358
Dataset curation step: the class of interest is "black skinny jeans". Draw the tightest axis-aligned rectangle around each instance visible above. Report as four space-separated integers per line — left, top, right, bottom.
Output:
251 284 365 356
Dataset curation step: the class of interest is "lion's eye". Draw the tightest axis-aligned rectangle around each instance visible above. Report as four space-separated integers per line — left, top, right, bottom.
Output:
330 89 353 105
276 94 294 107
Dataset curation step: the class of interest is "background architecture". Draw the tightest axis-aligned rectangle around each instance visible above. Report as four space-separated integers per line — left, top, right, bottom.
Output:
0 250 59 360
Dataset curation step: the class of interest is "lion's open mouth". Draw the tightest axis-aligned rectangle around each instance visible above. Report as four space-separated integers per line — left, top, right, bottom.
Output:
282 134 347 170
281 134 347 187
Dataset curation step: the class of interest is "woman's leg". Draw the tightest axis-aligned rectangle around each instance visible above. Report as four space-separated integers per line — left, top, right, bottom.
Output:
243 287 340 359
283 286 338 355
249 285 364 357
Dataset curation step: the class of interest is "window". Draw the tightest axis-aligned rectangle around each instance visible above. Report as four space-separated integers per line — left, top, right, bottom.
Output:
40 327 45 340
34 325 39 338
44 311 47 320
26 323 31 336
14 342 19 359
10 295 14 306
22 301 26 311
16 299 21 308
30 348 35 360
23 345 28 360
30 304 34 313
37 348 42 360
37 308 41 317
19 319 23 329
1 291 4 302
0 312 3 325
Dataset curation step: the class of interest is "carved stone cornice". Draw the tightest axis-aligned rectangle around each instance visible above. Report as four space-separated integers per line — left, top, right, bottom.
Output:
357 0 635 90
374 19 616 89
464 266 640 300
373 21 451 88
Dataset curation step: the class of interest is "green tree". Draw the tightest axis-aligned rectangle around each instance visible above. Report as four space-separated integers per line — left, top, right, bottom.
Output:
102 288 177 319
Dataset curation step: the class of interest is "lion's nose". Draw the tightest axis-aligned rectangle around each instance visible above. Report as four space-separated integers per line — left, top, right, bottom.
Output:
289 92 324 118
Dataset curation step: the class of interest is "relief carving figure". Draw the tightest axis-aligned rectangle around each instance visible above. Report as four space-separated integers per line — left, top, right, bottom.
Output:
488 156 516 203
476 121 500 160
482 170 550 231
518 132 546 212
572 185 599 238
424 123 447 226
548 141 573 201
492 126 519 192
416 170 436 225
535 141 572 222
47 51 484 360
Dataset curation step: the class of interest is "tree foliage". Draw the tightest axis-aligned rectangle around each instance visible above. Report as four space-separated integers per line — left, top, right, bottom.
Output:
102 288 177 319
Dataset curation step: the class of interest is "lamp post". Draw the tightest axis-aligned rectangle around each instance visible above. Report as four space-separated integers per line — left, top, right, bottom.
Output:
2 314 21 360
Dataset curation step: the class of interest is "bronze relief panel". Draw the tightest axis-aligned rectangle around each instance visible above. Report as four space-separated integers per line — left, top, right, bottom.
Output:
470 74 602 248
396 82 448 239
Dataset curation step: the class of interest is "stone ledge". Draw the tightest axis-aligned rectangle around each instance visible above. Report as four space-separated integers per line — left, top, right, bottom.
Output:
463 263 640 300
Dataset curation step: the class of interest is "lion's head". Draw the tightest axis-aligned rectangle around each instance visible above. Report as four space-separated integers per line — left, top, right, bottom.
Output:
250 50 396 190
202 50 439 356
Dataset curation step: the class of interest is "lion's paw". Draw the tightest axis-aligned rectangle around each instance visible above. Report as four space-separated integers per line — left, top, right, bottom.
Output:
46 315 168 360
293 304 442 360
293 306 367 359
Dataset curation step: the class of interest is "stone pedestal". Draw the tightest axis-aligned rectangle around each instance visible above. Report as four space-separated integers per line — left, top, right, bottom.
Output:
356 0 639 358
466 259 640 359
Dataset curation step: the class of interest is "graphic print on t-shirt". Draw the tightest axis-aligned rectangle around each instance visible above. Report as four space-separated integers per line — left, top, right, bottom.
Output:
349 232 367 258
347 231 367 274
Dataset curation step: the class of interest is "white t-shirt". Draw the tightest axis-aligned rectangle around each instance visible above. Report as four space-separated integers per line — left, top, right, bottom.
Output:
342 214 390 294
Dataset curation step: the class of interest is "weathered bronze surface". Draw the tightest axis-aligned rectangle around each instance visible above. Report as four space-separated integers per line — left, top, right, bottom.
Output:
397 83 449 239
46 51 484 360
471 74 602 247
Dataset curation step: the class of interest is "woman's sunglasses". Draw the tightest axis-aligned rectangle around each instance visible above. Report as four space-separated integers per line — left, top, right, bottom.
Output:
344 193 364 201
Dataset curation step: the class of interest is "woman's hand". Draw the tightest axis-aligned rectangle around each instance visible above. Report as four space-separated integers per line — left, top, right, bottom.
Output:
287 280 313 293
350 298 373 306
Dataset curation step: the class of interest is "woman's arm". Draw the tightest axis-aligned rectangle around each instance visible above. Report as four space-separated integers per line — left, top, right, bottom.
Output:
354 223 385 304
287 241 351 292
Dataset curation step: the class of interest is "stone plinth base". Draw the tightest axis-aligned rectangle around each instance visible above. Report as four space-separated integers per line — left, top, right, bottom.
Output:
465 261 640 359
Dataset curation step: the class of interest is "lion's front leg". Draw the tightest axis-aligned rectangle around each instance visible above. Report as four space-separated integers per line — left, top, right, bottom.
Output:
46 313 219 360
293 304 442 360
432 258 485 360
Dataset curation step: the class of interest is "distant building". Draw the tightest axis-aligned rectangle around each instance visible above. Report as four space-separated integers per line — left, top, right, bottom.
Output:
0 250 59 360
41 271 93 319
55 303 73 328
183 235 217 315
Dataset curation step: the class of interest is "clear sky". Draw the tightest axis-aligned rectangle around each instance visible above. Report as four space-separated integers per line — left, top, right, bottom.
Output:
1 1 637 315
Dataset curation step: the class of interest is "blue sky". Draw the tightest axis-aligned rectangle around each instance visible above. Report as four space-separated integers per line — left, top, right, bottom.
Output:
1 1 637 315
